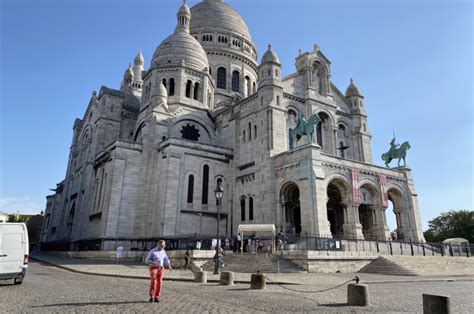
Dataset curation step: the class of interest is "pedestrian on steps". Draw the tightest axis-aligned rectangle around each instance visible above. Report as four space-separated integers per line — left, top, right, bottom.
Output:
183 248 190 269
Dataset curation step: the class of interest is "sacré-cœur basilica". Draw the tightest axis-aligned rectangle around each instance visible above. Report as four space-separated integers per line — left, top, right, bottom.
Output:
41 0 425 251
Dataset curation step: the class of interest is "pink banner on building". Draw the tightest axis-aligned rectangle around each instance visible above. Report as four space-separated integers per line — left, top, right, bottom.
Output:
352 169 360 205
379 174 388 208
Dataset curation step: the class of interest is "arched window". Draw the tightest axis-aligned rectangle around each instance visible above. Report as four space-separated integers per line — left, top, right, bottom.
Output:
202 165 209 205
169 78 175 96
217 67 226 89
248 122 252 141
193 82 200 100
249 197 254 220
337 124 347 158
254 125 257 139
242 130 246 143
232 70 240 92
240 197 246 221
162 78 167 88
316 120 323 147
187 175 194 204
185 80 192 98
253 82 256 93
245 76 251 97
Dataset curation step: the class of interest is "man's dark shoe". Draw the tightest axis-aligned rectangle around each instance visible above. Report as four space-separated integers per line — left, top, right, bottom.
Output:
154 298 160 303
149 297 153 302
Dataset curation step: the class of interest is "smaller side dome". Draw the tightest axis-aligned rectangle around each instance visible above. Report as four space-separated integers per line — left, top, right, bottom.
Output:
124 64 134 79
261 44 280 64
345 78 362 97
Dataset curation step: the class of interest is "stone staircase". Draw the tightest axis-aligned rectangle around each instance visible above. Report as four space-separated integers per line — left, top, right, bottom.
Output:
358 256 416 276
358 255 474 276
201 253 306 273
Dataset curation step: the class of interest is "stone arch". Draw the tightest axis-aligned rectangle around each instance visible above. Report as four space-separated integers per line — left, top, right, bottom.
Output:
336 121 350 158
133 122 146 143
386 185 407 240
170 115 215 144
311 59 330 95
357 181 383 240
79 127 93 163
279 181 301 236
326 176 351 237
314 110 335 153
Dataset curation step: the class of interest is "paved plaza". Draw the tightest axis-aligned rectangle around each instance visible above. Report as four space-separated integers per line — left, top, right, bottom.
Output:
1 258 473 313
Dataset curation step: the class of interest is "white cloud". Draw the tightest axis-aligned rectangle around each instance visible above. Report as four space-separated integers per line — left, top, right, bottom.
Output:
0 196 44 215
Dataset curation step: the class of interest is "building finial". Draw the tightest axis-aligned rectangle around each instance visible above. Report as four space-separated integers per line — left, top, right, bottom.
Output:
350 78 353 84
175 0 191 33
314 43 320 51
298 48 302 56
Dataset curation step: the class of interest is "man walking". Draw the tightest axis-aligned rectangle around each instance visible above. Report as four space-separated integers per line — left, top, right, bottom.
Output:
145 240 172 303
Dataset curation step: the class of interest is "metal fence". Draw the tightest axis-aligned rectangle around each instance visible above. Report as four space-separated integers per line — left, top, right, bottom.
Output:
282 234 472 258
40 234 472 258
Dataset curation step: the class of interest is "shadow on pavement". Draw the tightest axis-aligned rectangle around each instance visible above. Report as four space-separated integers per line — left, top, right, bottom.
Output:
318 303 349 307
31 300 149 307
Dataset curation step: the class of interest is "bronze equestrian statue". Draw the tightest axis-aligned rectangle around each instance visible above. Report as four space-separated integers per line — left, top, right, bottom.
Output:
381 137 411 168
289 113 321 149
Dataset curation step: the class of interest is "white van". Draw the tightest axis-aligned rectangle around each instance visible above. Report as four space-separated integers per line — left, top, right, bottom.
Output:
0 223 29 284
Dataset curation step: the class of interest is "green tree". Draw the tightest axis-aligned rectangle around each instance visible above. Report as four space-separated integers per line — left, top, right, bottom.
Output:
423 210 474 243
7 214 29 223
26 214 44 248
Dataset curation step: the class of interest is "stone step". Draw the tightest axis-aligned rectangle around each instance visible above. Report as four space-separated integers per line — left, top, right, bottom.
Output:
200 253 305 273
358 256 417 276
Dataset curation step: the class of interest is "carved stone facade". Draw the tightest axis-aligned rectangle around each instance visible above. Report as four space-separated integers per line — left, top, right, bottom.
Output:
41 0 424 250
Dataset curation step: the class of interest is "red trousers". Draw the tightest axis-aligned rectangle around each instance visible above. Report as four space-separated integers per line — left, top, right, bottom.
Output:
149 266 164 298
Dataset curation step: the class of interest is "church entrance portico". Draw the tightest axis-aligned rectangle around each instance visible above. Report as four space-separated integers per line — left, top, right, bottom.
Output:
280 182 301 236
358 184 389 240
326 181 346 237
387 188 407 240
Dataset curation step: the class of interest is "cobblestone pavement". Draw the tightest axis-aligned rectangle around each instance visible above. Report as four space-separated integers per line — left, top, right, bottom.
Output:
29 253 474 285
1 261 473 313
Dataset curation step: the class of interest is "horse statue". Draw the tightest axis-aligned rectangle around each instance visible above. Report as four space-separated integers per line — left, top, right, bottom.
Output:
381 140 411 168
289 113 321 149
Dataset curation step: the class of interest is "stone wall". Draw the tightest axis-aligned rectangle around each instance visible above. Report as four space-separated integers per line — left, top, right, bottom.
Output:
284 250 377 273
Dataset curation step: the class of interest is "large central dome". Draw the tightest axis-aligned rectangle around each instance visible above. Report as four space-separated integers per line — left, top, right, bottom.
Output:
190 0 253 41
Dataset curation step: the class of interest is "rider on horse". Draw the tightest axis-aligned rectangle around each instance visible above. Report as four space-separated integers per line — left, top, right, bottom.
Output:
388 137 399 157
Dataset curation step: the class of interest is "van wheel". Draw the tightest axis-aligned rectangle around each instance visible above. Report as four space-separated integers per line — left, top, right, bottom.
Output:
14 277 23 285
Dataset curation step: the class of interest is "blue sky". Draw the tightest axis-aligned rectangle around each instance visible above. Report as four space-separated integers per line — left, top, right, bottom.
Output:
0 0 472 230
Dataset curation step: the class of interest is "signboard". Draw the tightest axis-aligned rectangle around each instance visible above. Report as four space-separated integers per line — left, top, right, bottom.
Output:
352 169 360 205
379 174 388 208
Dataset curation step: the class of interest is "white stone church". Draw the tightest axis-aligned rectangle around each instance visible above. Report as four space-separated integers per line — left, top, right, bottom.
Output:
41 0 425 250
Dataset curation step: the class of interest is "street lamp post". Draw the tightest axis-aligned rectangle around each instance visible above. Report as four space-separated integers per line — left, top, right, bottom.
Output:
213 183 224 275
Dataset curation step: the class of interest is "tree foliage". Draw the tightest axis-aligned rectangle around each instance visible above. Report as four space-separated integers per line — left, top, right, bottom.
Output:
7 214 29 223
423 210 473 243
26 214 44 247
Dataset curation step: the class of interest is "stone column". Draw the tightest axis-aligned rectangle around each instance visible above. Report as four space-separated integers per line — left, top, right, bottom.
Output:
342 204 363 239
278 198 286 233
369 206 390 241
